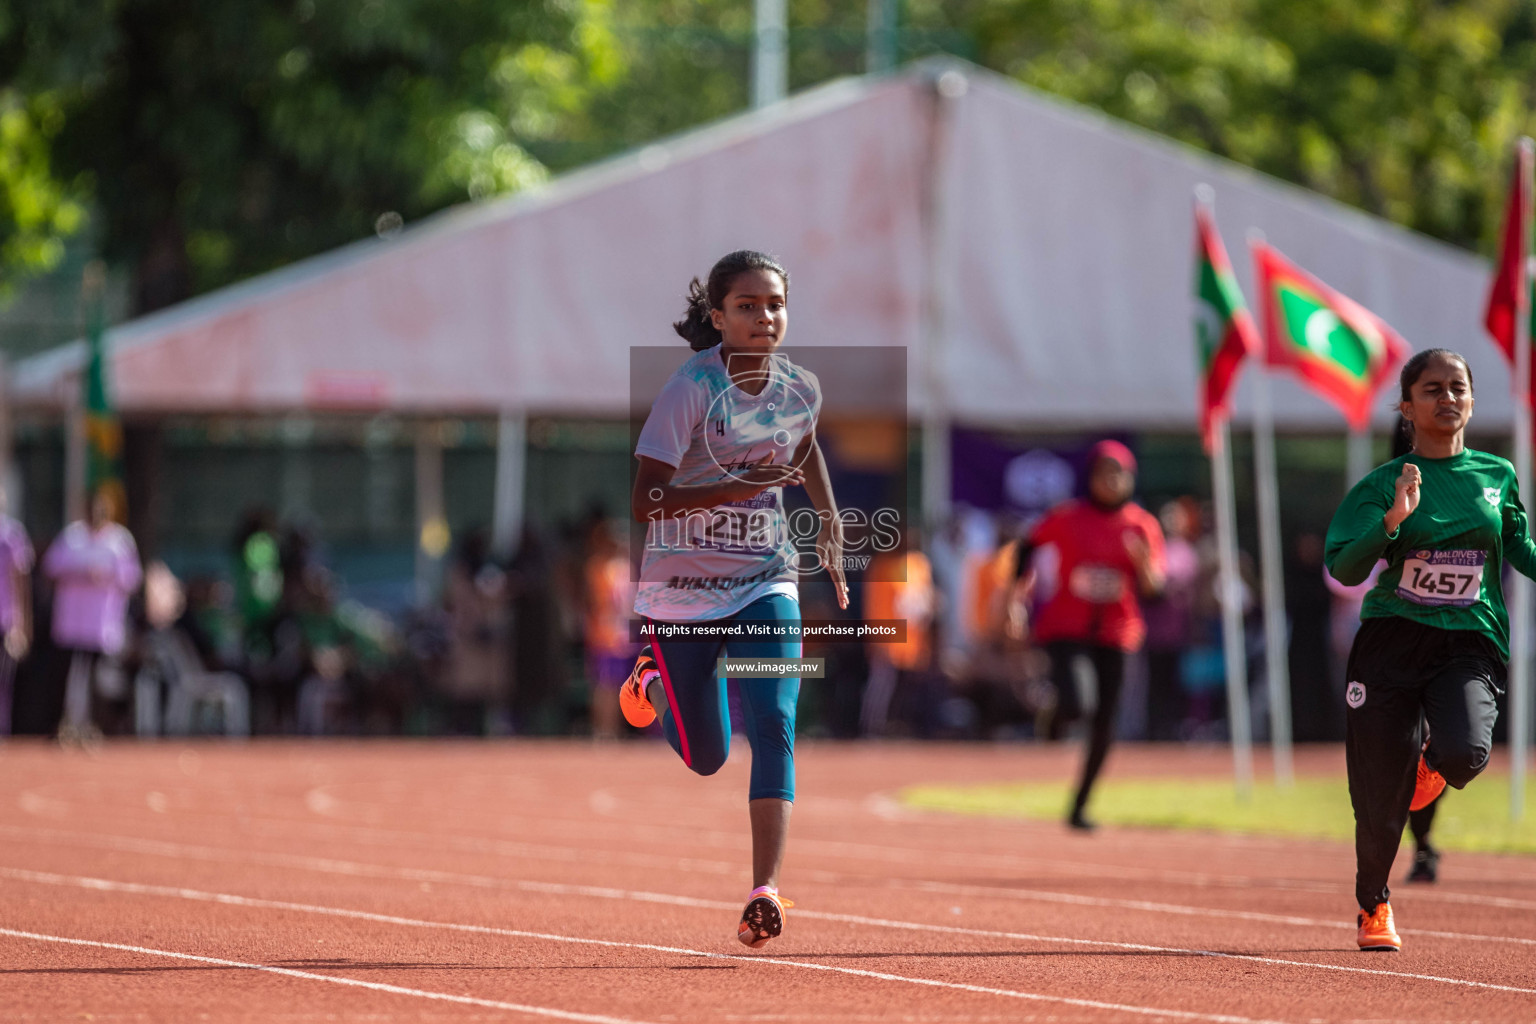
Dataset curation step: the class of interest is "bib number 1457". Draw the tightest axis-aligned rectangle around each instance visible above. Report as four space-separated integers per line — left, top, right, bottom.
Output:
1397 550 1485 608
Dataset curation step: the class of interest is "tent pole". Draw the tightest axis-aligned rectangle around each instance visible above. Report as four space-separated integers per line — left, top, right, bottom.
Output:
493 409 527 561
1211 417 1253 798
752 0 787 108
920 69 964 532
64 387 85 527
865 0 897 75
1251 368 1291 784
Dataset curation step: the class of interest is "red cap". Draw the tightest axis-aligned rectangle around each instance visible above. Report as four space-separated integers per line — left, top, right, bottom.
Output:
1089 440 1137 474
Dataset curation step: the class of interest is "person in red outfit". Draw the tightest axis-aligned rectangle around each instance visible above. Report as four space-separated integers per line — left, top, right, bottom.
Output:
1014 441 1166 829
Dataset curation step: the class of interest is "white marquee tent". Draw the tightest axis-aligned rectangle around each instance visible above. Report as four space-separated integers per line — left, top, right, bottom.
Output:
11 60 1502 426
7 59 1510 538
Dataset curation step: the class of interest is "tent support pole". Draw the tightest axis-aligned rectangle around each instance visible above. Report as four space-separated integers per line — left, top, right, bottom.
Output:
64 389 86 527
920 68 963 531
493 409 527 561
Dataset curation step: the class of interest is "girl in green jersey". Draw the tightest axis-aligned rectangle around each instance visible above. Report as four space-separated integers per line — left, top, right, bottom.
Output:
1325 348 1535 952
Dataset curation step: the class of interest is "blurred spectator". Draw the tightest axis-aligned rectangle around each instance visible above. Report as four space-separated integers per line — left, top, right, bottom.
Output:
135 561 249 736
1143 498 1200 741
43 487 142 740
581 519 635 740
231 507 283 660
508 525 566 734
860 530 938 737
440 528 511 735
947 514 1035 738
292 568 396 734
0 486 34 737
1287 531 1338 741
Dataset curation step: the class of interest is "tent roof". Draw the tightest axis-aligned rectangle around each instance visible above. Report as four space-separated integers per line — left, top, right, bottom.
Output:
11 59 1508 430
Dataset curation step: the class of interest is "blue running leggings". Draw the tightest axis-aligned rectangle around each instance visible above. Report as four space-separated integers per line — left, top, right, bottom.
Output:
645 593 801 802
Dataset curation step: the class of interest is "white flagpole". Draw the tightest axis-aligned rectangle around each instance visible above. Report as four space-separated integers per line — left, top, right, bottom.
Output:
1346 427 1374 489
753 0 788 108
1511 137 1534 822
1250 367 1292 785
1211 417 1254 798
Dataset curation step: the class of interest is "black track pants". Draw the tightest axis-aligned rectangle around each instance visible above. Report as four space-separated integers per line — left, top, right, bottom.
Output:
1046 641 1126 817
1344 617 1502 912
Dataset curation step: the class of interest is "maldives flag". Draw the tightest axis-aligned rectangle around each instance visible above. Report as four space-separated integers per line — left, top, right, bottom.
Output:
1252 242 1409 431
1484 142 1532 401
1193 200 1260 451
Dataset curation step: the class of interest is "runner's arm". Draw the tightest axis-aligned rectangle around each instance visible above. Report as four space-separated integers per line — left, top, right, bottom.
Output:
795 434 849 609
1501 477 1536 580
631 455 803 522
1325 480 1397 586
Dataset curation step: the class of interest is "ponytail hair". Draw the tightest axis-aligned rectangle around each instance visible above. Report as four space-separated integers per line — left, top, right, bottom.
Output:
672 249 789 351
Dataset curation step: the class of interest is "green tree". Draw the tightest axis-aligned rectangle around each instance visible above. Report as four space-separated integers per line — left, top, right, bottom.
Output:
0 88 85 294
1 0 594 312
906 0 1536 250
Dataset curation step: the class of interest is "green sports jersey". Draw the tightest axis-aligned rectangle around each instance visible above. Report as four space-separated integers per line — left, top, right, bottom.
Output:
1325 447 1536 660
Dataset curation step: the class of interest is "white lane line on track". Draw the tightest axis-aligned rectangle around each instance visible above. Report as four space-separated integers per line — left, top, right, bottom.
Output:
242 792 1536 911
0 871 1290 1024
8 866 1536 999
0 926 655 1024
4 823 1531 950
17 797 1532 913
885 878 1536 947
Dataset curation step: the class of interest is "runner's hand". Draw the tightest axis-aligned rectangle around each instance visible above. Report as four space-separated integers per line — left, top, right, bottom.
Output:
817 517 850 610
1384 463 1421 534
1124 532 1151 571
727 452 804 500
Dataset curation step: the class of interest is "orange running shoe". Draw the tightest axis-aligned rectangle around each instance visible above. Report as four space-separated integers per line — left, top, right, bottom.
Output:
738 886 792 949
1410 754 1446 812
619 648 660 728
1357 902 1401 951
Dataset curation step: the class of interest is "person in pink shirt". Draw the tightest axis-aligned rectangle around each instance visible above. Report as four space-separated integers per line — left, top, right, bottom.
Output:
43 487 142 739
0 487 35 737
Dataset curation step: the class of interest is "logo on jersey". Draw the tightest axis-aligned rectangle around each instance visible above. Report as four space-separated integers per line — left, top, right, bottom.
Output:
1345 680 1366 709
1485 487 1501 508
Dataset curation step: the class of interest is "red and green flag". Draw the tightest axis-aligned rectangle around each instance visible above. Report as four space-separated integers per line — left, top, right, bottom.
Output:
82 265 125 520
1252 242 1409 431
1193 198 1260 451
1484 141 1533 402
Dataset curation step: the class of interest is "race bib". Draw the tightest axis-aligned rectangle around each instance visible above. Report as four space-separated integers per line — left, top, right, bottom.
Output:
1396 550 1485 608
689 505 778 554
1068 564 1127 604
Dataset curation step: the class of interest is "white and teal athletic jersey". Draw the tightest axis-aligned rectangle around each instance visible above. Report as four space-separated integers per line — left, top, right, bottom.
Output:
634 346 823 622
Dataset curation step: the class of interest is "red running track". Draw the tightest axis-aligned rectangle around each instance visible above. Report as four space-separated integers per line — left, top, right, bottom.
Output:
1 739 1533 1022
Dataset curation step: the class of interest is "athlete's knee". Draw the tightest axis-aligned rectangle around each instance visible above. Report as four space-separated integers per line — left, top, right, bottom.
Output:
686 746 729 777
1431 737 1490 789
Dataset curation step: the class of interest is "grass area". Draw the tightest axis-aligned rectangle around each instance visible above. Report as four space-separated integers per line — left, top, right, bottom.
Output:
901 776 1536 855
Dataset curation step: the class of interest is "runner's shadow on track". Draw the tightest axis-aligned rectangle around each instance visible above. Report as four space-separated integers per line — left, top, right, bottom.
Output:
670 965 739 970
0 961 484 975
767 950 1340 960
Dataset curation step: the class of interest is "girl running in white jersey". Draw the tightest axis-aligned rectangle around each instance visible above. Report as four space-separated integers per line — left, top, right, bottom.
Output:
621 250 849 948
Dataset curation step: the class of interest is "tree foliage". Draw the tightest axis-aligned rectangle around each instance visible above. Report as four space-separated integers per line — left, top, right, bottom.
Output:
906 0 1536 250
0 0 585 310
0 88 84 293
5 0 1536 309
